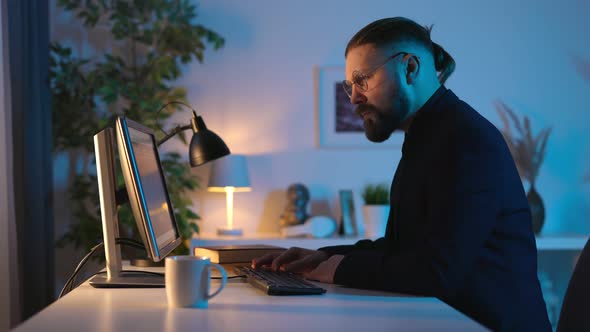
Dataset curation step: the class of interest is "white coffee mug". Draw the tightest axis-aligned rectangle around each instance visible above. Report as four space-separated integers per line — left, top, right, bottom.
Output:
165 256 227 308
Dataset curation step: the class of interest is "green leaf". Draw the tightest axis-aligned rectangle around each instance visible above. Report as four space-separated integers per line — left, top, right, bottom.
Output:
51 0 225 258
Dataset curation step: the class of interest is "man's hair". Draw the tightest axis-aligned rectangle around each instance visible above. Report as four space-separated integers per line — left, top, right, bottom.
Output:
345 17 455 84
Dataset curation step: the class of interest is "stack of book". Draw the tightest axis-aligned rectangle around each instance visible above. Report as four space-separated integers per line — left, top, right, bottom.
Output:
193 244 286 264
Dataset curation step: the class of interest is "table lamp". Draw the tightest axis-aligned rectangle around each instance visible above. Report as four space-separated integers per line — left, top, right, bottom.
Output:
207 154 251 236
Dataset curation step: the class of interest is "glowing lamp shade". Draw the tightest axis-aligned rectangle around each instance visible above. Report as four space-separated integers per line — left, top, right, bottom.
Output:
207 154 251 236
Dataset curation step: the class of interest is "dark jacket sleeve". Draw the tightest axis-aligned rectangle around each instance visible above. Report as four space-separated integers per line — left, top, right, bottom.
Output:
319 237 389 256
332 121 504 297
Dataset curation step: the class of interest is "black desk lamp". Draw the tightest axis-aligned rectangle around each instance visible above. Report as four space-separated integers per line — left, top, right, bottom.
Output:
156 103 230 166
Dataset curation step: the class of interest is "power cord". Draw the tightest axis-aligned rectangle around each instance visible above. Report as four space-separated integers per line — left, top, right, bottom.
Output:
59 238 247 299
58 238 146 299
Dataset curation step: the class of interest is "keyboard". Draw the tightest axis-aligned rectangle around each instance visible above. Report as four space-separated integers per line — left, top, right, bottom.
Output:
234 266 327 295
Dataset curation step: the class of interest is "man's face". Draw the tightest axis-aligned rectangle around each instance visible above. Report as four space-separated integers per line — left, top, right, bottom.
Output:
345 44 411 142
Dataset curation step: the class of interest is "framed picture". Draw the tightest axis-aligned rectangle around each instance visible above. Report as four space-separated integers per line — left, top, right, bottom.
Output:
338 190 357 236
314 66 404 148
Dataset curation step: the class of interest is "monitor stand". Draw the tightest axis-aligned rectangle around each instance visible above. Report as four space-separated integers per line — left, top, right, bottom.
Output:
130 258 165 267
88 127 164 288
89 271 164 288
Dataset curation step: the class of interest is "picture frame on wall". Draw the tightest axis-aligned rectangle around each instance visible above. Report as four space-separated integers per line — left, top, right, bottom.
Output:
314 66 404 148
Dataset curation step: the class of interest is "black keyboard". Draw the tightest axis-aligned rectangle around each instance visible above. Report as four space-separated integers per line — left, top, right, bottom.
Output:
234 266 327 295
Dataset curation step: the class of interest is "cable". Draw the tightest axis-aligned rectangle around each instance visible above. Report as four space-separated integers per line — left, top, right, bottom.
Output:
59 238 246 299
218 275 246 279
59 238 147 299
65 238 146 295
59 242 104 299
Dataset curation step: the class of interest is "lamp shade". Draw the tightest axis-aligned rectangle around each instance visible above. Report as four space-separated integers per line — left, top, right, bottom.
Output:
189 112 230 167
207 154 251 191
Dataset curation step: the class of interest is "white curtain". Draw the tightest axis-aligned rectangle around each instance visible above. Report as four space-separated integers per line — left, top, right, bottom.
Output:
0 0 19 330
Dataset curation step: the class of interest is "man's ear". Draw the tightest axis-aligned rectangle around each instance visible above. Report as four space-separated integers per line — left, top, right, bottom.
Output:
405 55 420 84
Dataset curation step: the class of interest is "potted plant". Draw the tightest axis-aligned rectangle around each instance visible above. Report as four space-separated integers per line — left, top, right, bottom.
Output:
52 0 225 257
495 101 551 235
361 183 390 238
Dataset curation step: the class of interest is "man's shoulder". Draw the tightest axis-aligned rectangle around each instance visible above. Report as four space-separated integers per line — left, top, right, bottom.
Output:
439 91 504 145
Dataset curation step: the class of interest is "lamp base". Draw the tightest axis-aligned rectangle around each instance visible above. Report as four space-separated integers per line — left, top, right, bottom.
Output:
217 227 243 236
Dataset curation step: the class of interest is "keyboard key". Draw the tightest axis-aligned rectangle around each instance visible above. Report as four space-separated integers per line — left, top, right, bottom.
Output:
234 266 327 295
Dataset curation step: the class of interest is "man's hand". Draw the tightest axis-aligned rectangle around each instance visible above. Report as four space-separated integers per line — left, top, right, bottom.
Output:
252 247 330 274
303 254 345 283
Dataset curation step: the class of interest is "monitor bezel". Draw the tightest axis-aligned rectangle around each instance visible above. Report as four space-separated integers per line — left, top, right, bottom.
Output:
115 116 181 262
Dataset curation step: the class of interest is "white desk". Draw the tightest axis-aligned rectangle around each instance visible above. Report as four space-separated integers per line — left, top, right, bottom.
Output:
14 267 485 331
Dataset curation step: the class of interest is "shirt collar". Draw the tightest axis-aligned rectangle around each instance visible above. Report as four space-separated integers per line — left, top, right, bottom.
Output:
402 85 449 154
417 85 447 115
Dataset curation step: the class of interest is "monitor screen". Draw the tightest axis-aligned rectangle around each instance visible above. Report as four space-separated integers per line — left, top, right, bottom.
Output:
116 117 181 261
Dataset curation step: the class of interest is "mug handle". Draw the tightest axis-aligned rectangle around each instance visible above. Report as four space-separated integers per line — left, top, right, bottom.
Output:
206 263 227 300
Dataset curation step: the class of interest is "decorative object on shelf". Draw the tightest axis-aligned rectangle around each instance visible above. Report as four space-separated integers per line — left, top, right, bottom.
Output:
338 190 358 236
279 183 310 227
361 183 390 238
52 1 225 256
495 101 551 235
208 155 251 236
280 216 337 238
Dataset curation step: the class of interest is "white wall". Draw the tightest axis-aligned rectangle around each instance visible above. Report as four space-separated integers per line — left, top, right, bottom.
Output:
165 0 590 236
50 0 590 238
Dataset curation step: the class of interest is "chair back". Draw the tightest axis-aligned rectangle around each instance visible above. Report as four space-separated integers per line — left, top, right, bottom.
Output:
557 237 590 332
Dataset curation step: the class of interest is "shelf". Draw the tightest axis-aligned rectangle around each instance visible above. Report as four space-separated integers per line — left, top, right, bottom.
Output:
191 234 589 251
535 235 589 250
191 233 364 250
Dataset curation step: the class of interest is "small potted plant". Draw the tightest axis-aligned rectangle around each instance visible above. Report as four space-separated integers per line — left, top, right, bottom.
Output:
361 183 390 238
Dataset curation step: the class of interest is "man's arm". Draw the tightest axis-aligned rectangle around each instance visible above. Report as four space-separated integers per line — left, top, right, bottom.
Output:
319 237 389 255
333 128 504 297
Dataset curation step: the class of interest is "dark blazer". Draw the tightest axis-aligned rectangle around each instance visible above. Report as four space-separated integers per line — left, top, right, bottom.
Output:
320 87 551 331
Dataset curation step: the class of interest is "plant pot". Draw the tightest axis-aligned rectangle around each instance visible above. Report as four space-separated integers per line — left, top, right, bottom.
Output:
362 205 390 238
527 185 545 235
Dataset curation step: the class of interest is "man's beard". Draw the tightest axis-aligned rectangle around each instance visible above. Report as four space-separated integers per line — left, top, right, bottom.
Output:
355 96 409 143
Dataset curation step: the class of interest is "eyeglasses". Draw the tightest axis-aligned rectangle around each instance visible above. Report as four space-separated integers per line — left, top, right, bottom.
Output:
342 52 409 98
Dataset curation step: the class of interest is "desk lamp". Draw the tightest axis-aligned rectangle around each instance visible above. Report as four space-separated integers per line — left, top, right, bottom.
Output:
207 154 251 236
156 102 230 166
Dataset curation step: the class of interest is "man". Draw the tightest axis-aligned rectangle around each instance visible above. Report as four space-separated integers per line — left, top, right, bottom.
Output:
254 17 551 331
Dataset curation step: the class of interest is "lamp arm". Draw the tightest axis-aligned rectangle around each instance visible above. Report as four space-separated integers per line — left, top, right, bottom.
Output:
157 124 193 147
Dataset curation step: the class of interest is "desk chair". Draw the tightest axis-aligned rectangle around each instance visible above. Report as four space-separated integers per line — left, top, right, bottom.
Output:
557 237 590 332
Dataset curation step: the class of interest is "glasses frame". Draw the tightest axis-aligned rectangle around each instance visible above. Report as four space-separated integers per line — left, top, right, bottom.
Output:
342 51 409 98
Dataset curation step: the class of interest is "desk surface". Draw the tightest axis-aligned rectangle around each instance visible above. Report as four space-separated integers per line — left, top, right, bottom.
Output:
14 268 485 332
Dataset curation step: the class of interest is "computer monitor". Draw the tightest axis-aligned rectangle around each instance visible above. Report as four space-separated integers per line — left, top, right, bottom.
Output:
89 116 181 287
116 116 181 261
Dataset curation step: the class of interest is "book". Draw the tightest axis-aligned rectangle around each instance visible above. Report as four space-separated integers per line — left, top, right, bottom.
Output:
193 244 286 264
